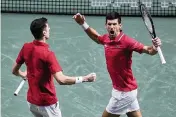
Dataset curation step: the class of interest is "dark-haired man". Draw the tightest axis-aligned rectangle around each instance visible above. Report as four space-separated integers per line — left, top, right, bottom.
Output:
12 17 96 117
73 12 161 117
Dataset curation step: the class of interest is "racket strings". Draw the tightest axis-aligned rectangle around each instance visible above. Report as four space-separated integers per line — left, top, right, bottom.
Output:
141 7 153 33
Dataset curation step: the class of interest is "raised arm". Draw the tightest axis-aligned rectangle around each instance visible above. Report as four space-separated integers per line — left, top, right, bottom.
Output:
73 13 101 44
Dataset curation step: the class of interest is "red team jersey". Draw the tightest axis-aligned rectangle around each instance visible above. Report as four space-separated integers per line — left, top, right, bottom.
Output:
98 32 144 91
16 40 62 106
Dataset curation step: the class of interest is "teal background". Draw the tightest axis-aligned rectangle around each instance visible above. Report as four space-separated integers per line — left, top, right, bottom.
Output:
1 13 176 117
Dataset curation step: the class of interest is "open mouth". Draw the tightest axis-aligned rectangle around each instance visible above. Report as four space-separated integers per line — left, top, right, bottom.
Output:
110 30 115 35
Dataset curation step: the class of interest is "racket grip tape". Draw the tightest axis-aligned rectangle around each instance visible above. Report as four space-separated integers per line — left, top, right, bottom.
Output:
157 47 166 64
14 79 26 96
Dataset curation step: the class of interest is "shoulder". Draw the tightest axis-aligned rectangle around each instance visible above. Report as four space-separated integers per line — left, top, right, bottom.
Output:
45 48 56 58
46 47 54 54
45 49 58 63
102 34 109 38
98 33 109 42
119 33 141 48
122 33 132 40
23 41 36 47
121 34 137 43
21 42 33 50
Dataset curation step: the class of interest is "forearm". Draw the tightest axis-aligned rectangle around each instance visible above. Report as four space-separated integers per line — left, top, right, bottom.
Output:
81 22 101 44
59 76 77 85
85 27 101 43
54 72 84 85
13 70 26 78
143 45 158 55
62 77 87 85
54 72 96 85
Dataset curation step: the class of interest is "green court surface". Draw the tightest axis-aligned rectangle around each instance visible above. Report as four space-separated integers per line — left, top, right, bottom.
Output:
1 13 176 117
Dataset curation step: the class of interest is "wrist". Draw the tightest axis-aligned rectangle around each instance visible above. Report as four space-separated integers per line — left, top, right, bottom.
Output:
152 45 157 51
23 78 27 80
75 76 83 84
81 22 89 30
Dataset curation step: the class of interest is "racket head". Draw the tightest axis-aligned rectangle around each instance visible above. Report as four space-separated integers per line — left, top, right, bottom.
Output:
139 3 156 39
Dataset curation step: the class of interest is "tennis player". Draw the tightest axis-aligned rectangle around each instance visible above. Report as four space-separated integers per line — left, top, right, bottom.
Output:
73 12 161 117
12 17 96 117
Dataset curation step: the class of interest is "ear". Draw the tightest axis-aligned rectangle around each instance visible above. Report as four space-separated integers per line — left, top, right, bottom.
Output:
105 23 107 29
43 30 46 36
119 24 122 30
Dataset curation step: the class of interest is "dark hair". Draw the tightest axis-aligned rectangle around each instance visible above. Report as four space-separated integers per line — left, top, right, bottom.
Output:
106 12 121 24
30 17 48 40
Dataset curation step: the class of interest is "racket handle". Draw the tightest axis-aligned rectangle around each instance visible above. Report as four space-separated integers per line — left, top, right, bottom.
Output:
156 47 166 64
14 79 26 96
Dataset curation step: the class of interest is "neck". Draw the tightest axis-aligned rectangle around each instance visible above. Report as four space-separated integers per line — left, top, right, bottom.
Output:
36 38 47 43
116 31 121 36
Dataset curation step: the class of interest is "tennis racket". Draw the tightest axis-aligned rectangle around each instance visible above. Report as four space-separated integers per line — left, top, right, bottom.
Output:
139 1 166 64
14 79 26 96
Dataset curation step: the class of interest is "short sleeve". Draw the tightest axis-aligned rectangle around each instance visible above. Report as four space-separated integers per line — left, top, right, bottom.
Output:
47 52 62 74
16 45 25 64
127 37 144 54
97 35 106 45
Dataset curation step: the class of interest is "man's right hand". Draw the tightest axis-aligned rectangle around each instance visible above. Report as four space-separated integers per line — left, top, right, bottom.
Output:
83 73 96 82
73 13 85 25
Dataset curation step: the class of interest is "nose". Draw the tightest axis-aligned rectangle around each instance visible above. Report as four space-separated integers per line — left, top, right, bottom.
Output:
110 24 114 29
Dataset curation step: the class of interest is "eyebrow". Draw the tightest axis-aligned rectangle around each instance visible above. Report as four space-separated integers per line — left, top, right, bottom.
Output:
107 23 117 24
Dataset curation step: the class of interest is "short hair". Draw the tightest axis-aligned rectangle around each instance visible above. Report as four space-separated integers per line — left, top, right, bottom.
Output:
106 12 121 24
30 17 48 40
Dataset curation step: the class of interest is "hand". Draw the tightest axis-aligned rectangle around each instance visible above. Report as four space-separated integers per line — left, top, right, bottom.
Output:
72 13 85 25
152 37 162 47
20 70 27 79
83 73 96 82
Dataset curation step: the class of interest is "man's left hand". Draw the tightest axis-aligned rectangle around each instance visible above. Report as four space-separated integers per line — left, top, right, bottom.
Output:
152 37 162 47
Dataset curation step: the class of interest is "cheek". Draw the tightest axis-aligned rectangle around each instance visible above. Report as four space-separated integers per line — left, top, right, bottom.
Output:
106 26 110 30
115 26 121 30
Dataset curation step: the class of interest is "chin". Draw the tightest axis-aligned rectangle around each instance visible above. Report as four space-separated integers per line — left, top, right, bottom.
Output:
109 34 116 37
109 35 115 40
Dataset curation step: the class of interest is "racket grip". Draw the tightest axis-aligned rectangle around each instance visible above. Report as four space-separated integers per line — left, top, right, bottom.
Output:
156 47 166 64
14 79 26 96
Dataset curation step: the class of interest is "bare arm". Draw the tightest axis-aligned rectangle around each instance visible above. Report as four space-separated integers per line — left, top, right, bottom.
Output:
53 71 96 85
142 37 162 55
142 45 158 55
12 62 27 79
84 27 101 44
73 13 101 44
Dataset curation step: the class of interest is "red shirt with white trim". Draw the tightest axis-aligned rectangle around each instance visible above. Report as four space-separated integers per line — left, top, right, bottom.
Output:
98 32 144 91
16 40 62 106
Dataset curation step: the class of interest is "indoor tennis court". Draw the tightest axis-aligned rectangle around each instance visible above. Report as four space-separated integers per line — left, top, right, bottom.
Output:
1 0 176 117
